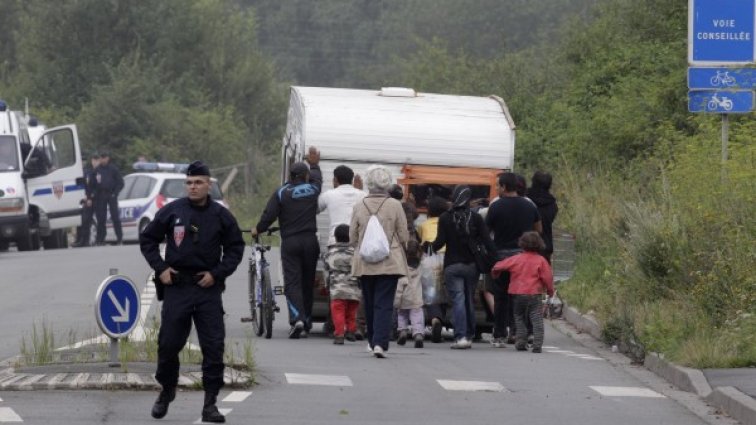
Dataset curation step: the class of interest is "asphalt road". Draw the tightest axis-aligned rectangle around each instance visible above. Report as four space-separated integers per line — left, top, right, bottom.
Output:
0 245 736 424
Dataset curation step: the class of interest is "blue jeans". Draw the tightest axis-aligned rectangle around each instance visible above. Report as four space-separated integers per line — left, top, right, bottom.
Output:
444 262 479 341
360 275 399 351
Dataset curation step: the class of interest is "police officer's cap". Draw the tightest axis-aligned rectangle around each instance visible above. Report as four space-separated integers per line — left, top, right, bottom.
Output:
289 162 309 178
90 152 101 159
187 160 211 177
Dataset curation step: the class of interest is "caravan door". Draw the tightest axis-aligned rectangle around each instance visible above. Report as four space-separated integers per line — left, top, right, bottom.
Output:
23 125 84 230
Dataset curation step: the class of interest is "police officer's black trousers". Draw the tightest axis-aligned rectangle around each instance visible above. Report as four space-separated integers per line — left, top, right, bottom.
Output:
280 233 320 328
94 193 122 243
77 205 94 244
156 280 225 395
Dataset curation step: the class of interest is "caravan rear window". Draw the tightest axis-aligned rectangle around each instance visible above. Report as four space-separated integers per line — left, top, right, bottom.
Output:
398 165 504 212
0 136 19 172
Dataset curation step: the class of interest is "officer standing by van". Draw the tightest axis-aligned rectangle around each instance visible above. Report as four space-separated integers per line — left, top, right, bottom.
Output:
140 161 244 423
72 153 100 247
253 146 322 339
92 152 124 245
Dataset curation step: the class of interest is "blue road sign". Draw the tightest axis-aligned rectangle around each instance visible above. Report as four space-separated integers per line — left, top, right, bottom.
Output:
95 275 140 338
689 0 756 65
688 90 755 113
688 67 756 89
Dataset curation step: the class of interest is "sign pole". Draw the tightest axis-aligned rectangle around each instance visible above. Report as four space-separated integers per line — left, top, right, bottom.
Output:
109 337 120 367
721 113 729 163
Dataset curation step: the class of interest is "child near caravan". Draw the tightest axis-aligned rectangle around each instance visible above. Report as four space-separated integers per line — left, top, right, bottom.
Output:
324 224 362 344
491 231 554 353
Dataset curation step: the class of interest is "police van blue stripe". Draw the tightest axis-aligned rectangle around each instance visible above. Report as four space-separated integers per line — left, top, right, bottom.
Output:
32 184 85 197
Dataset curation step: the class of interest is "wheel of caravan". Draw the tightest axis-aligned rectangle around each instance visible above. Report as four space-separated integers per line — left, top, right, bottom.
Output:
16 228 40 251
263 269 274 339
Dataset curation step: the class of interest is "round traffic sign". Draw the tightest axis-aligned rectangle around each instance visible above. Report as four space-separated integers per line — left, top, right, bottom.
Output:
94 275 141 339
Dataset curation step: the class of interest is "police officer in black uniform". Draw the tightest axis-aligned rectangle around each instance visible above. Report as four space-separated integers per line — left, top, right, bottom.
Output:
73 153 100 247
253 146 322 339
140 161 244 423
93 152 124 244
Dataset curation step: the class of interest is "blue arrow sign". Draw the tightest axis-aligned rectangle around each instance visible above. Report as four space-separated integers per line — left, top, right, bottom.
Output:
689 0 756 65
95 275 140 338
688 67 756 89
688 90 755 113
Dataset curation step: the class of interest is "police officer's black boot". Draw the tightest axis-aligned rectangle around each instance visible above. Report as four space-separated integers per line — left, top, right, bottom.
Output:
151 386 176 419
201 392 225 423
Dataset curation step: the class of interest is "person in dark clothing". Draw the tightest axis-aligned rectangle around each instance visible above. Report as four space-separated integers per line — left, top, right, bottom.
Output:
485 172 542 345
92 152 124 245
140 161 244 423
253 146 322 339
72 153 101 247
427 185 495 349
527 171 559 263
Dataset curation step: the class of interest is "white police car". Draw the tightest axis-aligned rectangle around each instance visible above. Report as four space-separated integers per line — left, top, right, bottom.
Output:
100 162 228 243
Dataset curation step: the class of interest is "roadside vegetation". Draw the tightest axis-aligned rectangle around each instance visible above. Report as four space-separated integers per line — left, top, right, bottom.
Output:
2 0 753 367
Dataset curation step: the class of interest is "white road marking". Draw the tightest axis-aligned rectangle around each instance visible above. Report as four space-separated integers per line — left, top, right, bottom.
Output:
0 398 2 401
222 391 252 403
285 373 353 387
566 354 604 361
544 349 575 354
542 346 559 349
193 408 232 424
0 407 23 422
590 386 665 398
437 380 506 392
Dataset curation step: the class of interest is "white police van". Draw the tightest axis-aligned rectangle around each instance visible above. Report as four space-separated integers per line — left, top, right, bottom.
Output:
0 99 85 251
97 162 228 243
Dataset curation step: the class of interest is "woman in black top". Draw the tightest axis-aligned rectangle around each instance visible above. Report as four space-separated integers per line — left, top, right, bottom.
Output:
429 185 495 349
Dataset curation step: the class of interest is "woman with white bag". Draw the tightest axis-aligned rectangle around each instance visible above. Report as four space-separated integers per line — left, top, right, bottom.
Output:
349 165 409 358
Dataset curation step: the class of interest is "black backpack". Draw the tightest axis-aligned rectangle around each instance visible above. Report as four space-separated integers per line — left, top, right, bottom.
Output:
452 209 496 273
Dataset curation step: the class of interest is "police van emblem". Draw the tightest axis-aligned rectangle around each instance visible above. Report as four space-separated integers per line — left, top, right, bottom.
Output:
53 181 64 199
174 225 185 246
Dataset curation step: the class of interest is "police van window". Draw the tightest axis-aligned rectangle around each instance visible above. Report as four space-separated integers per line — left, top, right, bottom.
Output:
46 129 76 169
0 136 19 172
129 176 155 200
118 175 138 201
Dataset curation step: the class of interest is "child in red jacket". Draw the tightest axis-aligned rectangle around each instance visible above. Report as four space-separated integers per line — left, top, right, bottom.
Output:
491 231 554 353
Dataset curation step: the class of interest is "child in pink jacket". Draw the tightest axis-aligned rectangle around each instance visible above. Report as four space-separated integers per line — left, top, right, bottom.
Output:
491 231 554 353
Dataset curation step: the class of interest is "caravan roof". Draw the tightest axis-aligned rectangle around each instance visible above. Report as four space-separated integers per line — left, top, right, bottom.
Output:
287 87 516 170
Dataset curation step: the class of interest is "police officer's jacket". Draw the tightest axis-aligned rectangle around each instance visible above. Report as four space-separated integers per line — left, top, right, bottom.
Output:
140 196 245 289
93 163 124 196
256 164 322 239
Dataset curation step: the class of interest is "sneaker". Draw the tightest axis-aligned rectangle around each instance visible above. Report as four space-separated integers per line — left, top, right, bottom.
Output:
450 338 472 349
301 329 309 339
366 343 373 353
373 345 386 358
333 335 345 345
515 344 528 351
354 331 364 341
527 334 534 345
492 337 507 348
396 330 408 346
532 346 542 353
345 332 356 342
289 321 304 339
414 334 424 349
506 335 516 345
431 318 443 343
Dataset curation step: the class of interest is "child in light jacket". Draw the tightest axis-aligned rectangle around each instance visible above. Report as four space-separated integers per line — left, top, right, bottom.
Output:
324 224 362 345
491 231 554 353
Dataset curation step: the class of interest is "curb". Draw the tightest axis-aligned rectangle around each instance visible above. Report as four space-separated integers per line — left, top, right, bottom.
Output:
0 369 252 391
562 302 755 425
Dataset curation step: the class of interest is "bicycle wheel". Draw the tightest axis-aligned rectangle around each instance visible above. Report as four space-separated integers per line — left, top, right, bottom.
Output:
249 262 264 337
262 269 275 339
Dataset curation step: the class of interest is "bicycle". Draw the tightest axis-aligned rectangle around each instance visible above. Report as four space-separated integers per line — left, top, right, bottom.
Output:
241 227 282 338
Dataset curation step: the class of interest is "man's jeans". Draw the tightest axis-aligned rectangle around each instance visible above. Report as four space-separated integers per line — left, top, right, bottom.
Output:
444 262 479 341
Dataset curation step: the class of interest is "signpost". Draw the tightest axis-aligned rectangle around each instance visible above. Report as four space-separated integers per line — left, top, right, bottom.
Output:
95 273 140 367
688 0 756 166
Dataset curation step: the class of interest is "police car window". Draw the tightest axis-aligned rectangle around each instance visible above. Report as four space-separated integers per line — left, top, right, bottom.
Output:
118 175 137 200
129 176 155 200
0 136 19 172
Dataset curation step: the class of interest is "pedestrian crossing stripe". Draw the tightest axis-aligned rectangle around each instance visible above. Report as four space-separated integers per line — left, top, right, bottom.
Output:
194 408 232 424
437 380 506 392
222 391 252 403
590 386 665 398
0 407 22 422
565 354 604 360
285 373 353 387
